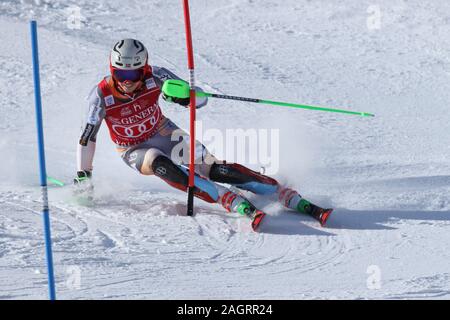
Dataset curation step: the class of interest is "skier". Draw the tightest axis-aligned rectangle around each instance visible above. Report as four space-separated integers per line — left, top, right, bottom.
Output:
75 39 332 231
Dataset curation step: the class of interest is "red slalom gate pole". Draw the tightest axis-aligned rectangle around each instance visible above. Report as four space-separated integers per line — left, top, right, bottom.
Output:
182 0 196 216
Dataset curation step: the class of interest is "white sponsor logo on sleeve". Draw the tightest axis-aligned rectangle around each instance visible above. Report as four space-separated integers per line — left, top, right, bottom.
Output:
105 95 115 107
87 95 102 125
87 105 101 125
145 78 157 90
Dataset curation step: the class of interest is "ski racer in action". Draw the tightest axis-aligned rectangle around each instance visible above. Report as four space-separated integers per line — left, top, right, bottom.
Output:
75 39 332 231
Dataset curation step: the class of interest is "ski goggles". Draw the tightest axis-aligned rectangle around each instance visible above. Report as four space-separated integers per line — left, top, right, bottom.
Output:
112 68 144 82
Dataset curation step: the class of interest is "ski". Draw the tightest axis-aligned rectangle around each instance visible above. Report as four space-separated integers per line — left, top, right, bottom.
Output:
250 210 266 231
230 188 267 232
294 198 333 227
312 207 333 227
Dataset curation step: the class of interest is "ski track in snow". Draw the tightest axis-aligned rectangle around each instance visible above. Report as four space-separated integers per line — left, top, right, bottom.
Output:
1 0 450 299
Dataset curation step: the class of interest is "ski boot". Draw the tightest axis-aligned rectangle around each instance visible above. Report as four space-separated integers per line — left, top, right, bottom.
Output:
220 190 266 231
296 198 333 227
235 200 266 232
278 187 333 227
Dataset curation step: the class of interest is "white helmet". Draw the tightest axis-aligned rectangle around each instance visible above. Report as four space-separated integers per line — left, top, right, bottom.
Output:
110 39 148 70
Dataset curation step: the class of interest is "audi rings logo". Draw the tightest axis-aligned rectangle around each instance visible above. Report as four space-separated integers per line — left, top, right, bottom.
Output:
112 115 159 138
155 166 166 176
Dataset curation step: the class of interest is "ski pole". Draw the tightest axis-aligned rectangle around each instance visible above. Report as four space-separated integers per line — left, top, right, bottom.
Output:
47 176 65 187
162 79 375 117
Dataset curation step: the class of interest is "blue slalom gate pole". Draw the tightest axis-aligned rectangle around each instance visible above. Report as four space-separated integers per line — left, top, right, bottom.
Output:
30 20 56 300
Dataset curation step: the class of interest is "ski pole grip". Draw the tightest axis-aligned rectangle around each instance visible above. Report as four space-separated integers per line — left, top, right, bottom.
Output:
162 79 190 99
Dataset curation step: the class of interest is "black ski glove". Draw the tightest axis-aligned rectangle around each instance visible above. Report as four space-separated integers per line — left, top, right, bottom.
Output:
74 170 92 184
73 170 94 203
162 93 190 106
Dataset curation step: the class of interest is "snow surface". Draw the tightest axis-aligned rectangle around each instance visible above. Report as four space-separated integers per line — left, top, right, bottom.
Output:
1 0 450 299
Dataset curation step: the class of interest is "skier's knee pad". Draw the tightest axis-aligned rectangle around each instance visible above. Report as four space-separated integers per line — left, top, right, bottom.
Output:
151 155 188 187
209 162 278 195
151 155 219 203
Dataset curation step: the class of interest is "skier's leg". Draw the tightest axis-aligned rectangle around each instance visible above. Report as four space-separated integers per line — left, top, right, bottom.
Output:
122 145 216 202
276 186 332 226
138 118 327 225
148 117 218 178
208 162 278 195
153 118 276 195
121 145 259 216
208 162 332 226
208 161 301 205
152 154 267 231
150 154 263 221
150 153 218 204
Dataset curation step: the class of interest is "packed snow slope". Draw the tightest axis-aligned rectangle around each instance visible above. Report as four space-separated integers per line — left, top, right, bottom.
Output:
1 0 449 299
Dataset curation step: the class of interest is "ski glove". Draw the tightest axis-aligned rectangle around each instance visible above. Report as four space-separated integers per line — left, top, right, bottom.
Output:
74 170 92 184
161 79 207 108
162 93 190 106
73 170 94 202
161 79 190 106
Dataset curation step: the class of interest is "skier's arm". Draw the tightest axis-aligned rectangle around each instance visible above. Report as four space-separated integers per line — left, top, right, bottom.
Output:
152 66 208 108
76 87 105 180
77 141 96 172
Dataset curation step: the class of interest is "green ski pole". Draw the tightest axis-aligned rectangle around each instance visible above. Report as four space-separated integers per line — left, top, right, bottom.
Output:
47 176 65 187
162 79 374 117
